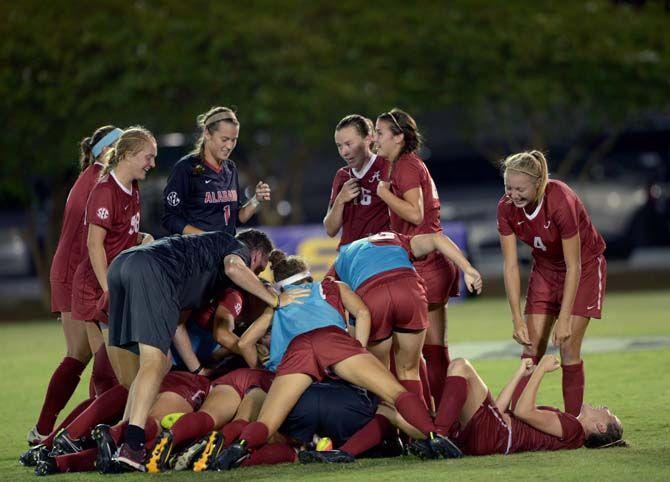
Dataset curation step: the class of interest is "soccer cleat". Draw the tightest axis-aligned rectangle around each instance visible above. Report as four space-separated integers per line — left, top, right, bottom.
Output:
192 431 225 472
145 430 174 473
429 434 463 459
51 429 83 456
34 456 58 476
298 449 355 464
114 442 147 472
91 424 121 474
19 444 49 467
173 438 208 471
27 426 48 447
408 437 437 459
380 436 406 457
210 442 249 471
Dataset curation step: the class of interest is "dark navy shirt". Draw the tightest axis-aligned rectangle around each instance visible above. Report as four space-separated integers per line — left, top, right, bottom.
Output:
162 153 245 236
125 231 250 310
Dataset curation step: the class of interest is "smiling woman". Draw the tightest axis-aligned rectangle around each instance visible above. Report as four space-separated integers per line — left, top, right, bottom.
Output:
162 106 271 237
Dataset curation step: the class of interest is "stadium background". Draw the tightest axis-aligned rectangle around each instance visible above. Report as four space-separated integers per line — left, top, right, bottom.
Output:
1 1 669 480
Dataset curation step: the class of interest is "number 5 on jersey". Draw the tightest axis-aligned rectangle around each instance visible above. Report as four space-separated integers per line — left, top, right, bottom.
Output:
533 236 547 252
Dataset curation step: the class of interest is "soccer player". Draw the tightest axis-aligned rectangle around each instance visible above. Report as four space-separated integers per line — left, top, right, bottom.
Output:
28 125 122 445
374 108 460 405
324 114 390 247
209 251 453 471
32 371 211 475
332 231 482 405
497 151 607 415
162 106 270 236
410 354 623 458
105 229 308 471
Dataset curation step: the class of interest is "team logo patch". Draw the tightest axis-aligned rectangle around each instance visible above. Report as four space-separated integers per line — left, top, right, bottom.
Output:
167 191 180 206
96 207 109 220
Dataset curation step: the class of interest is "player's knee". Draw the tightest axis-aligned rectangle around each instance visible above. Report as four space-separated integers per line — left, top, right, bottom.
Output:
447 358 471 376
560 344 582 364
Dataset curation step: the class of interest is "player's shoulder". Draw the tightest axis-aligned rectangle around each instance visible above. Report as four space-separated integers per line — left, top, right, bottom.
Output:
496 193 514 214
334 166 352 179
546 179 580 208
173 153 201 172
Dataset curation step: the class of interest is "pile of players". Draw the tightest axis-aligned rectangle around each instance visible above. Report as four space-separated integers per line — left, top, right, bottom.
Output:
19 107 624 476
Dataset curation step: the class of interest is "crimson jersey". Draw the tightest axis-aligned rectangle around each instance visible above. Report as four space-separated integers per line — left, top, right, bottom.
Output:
329 155 391 247
497 180 606 271
389 152 441 236
191 287 244 331
509 407 585 453
50 163 104 284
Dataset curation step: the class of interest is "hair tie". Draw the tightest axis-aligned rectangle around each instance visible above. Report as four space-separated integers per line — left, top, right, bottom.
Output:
205 111 237 127
91 128 123 158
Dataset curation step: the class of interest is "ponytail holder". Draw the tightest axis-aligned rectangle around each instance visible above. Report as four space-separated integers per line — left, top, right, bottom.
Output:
92 128 123 158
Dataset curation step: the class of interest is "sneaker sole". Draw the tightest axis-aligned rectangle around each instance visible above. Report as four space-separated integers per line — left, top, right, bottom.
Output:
193 432 222 472
116 454 147 473
145 434 173 473
174 439 207 471
91 425 117 474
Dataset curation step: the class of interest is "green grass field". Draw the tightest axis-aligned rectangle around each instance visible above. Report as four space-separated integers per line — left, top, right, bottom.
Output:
1 290 669 480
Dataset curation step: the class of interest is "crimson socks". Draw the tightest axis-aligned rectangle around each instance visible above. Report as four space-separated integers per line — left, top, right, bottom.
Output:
339 414 395 456
394 391 435 435
171 412 215 447
65 384 128 440
241 443 296 466
434 376 467 435
91 347 118 397
422 344 450 406
36 357 86 434
222 419 250 446
562 361 585 416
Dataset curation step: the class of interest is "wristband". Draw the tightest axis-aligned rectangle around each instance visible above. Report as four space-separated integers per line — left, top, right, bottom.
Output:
191 365 203 375
249 195 260 208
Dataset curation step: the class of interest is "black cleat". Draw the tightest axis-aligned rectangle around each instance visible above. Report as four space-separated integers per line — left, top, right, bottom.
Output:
34 456 58 476
192 431 225 472
173 437 208 471
51 429 84 456
145 430 173 473
299 449 355 464
429 434 463 459
91 424 121 474
408 437 438 459
19 444 49 467
211 442 249 471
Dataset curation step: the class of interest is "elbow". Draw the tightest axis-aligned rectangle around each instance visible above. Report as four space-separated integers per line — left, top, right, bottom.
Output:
409 211 424 226
324 225 338 238
224 261 243 281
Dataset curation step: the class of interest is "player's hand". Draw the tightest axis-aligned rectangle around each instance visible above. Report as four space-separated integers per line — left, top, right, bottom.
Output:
464 267 482 294
552 318 571 347
199 367 214 378
538 354 560 372
139 232 154 245
376 180 391 198
95 291 110 325
517 358 535 376
337 178 360 204
278 288 311 307
512 323 532 346
255 181 271 202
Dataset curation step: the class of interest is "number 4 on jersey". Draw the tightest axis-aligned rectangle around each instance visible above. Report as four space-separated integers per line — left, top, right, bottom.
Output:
533 236 547 252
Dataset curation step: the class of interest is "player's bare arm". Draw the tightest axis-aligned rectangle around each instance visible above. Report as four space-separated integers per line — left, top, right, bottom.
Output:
237 306 273 368
513 354 564 437
377 184 424 226
336 281 371 348
554 234 581 347
496 358 535 412
500 233 531 346
212 305 241 355
239 181 270 223
87 223 109 292
409 233 483 294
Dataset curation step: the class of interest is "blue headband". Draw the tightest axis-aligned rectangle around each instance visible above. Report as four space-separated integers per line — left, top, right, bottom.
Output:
91 128 123 158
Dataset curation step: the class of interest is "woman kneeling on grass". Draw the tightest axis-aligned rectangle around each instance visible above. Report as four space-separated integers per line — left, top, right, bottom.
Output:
208 250 456 471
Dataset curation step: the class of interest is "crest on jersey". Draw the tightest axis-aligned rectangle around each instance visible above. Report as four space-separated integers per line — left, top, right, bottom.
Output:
96 207 109 220
370 170 382 182
167 191 180 206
